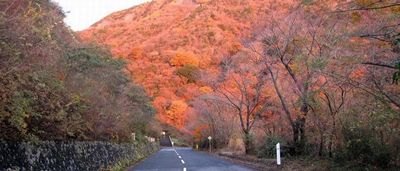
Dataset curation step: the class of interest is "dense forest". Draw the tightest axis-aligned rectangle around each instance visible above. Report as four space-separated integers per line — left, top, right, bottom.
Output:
81 0 400 169
0 0 156 142
195 0 400 169
1 0 399 170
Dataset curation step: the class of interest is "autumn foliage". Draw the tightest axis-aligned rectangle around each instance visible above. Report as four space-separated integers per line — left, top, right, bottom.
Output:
79 0 286 130
78 0 400 169
170 51 200 67
0 0 155 142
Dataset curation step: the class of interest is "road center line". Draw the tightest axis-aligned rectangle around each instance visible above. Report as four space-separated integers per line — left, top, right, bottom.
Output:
183 167 186 171
181 159 185 164
178 156 182 158
174 149 179 155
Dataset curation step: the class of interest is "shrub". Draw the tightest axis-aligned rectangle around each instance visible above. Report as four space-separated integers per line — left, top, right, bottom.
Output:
334 126 392 168
175 65 200 83
257 135 286 158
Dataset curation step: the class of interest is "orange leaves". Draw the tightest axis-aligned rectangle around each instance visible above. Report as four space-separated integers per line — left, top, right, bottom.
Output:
229 42 243 55
350 68 366 79
199 86 213 94
128 46 143 59
170 51 200 67
167 100 188 116
193 124 208 142
165 100 188 128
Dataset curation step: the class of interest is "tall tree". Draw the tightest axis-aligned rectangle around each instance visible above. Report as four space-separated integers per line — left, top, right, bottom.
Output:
249 7 340 153
211 52 270 154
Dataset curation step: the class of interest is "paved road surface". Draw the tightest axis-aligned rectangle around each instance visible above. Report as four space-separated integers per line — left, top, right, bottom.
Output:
130 147 254 171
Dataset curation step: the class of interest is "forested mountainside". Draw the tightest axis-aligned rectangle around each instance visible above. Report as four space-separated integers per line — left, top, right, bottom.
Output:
0 0 155 142
79 0 295 129
80 0 399 168
1 0 399 169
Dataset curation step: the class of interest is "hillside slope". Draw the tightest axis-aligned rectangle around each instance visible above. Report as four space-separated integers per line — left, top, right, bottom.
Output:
79 0 294 130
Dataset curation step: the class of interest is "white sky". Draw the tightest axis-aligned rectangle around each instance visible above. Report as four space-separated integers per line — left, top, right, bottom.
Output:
52 0 151 31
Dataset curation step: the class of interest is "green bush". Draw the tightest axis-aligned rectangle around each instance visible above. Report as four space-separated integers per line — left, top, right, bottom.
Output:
175 65 200 83
334 126 392 168
257 135 286 158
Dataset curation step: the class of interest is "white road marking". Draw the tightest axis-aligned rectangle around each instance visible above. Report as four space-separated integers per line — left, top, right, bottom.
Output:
174 149 179 155
181 159 185 164
178 156 182 158
183 167 186 171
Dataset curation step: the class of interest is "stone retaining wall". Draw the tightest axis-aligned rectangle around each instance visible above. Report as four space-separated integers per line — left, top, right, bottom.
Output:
0 141 158 171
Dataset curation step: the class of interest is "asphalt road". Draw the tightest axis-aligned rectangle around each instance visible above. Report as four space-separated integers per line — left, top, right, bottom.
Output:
130 147 255 171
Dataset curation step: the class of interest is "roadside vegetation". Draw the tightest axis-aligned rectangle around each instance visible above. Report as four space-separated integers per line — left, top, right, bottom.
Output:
191 0 400 170
0 0 156 142
1 0 399 170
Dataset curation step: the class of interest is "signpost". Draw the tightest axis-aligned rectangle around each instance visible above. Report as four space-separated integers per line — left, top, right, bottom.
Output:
208 136 212 153
276 143 281 166
131 132 136 141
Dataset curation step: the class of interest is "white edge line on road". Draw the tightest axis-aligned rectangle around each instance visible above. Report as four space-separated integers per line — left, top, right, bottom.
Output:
183 167 186 171
178 156 181 158
181 159 185 164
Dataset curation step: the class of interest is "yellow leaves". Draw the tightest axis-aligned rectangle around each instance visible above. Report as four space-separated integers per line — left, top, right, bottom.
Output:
196 0 211 4
165 100 188 128
199 86 213 94
391 6 400 14
167 100 188 115
170 51 200 67
355 0 374 7
351 12 362 23
24 1 42 20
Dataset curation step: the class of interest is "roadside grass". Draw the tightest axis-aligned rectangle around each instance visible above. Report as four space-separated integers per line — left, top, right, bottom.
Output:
216 153 400 171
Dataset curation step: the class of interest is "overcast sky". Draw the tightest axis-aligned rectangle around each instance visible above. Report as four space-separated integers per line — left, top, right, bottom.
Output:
52 0 150 31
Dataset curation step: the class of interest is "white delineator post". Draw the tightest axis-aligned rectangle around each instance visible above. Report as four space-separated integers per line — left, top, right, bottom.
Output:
208 136 212 153
276 143 281 166
131 132 136 141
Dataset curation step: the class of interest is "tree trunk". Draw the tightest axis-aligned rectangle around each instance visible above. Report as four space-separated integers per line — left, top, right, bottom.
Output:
328 117 335 158
319 131 324 156
292 117 306 154
243 130 252 154
292 102 308 155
